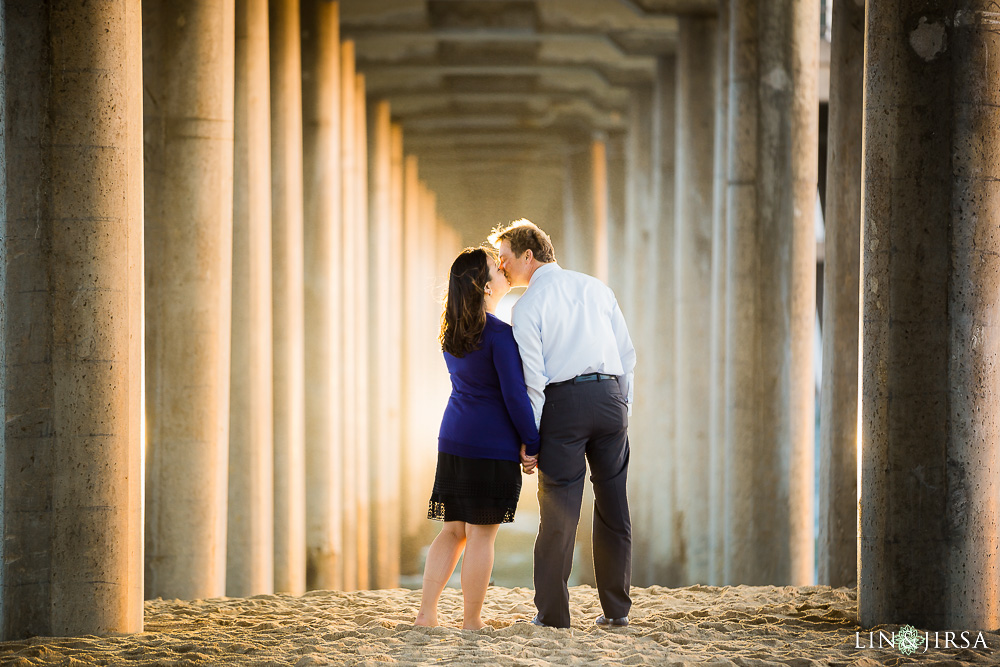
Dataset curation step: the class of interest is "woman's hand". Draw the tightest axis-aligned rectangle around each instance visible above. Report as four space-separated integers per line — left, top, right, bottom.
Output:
520 444 538 475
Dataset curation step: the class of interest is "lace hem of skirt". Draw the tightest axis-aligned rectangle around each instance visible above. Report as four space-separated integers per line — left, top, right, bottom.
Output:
427 499 516 525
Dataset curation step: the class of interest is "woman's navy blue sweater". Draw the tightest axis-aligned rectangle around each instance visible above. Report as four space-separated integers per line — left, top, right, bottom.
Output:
438 313 540 462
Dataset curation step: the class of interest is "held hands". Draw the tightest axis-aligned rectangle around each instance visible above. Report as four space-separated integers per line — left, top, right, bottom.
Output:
520 444 538 475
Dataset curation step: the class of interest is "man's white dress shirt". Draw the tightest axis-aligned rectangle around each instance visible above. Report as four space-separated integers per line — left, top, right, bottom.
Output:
510 262 636 429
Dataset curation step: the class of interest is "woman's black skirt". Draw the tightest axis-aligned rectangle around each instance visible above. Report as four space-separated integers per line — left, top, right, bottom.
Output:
427 452 522 525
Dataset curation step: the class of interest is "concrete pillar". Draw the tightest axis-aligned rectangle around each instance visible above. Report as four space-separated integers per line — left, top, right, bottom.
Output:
623 84 659 586
567 135 610 587
591 138 610 284
818 0 863 590
400 156 429 574
1 0 143 639
723 0 818 585
227 0 274 597
860 0 1000 629
816 0 864 590
606 134 628 297
674 16 716 585
301 0 342 591
143 0 236 600
353 72 371 590
339 39 360 591
564 134 611 587
418 184 443 525
268 0 306 595
623 88 654 323
561 143 586 272
708 0 730 587
368 102 402 589
649 55 679 586
384 122 406 586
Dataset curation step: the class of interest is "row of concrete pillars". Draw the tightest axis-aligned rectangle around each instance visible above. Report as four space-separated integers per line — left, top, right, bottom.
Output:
2 0 999 640
1 0 460 639
561 0 998 632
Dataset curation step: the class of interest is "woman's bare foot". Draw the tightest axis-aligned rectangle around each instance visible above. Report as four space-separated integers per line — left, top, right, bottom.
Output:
462 619 486 631
414 610 438 627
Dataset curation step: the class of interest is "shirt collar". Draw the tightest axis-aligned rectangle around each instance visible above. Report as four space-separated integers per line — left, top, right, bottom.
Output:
527 261 560 287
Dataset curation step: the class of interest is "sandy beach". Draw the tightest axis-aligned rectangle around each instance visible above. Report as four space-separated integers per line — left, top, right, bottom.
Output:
2 584 997 666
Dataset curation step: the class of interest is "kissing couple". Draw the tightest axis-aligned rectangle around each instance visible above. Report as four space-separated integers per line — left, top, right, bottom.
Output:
413 219 636 631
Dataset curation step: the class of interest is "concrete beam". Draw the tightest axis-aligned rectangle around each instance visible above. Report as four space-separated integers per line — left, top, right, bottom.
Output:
362 70 630 108
357 63 624 90
539 0 679 54
350 35 655 86
412 150 566 166
342 0 684 36
374 91 626 119
344 26 639 50
401 128 594 149
341 0 688 60
623 0 716 15
393 109 623 133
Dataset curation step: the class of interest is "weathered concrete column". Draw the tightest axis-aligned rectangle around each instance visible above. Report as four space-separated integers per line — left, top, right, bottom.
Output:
339 40 360 591
860 0 1000 629
591 138 610 284
623 88 654 322
353 72 371 590
561 142 587 273
622 84 659 586
606 134 628 297
301 0 342 591
385 122 406 586
400 156 430 575
818 0 863 590
368 102 402 589
418 184 444 524
143 0 235 600
568 134 610 587
708 0 730 587
674 17 716 585
268 0 306 595
649 55 679 586
1 0 143 639
227 0 274 598
565 133 611 587
723 0 818 585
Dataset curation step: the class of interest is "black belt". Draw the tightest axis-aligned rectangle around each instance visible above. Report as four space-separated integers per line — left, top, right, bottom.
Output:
550 372 618 387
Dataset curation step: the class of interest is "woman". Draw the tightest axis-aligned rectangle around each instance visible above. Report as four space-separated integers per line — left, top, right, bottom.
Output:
414 247 540 631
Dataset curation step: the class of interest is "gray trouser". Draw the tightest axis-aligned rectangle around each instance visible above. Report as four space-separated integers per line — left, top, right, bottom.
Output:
533 377 632 628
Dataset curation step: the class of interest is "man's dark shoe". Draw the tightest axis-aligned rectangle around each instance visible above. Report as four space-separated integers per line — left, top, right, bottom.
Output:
595 615 629 627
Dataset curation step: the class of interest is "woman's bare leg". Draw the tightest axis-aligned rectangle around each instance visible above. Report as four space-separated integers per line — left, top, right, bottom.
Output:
460 523 501 630
415 522 467 627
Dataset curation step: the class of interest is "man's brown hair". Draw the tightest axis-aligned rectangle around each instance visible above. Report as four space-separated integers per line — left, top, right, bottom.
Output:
488 218 556 263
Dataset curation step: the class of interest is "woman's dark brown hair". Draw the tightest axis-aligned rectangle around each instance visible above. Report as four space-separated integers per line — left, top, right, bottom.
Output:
440 247 495 357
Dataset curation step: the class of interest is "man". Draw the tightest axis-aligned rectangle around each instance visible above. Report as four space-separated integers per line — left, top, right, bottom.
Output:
490 219 635 629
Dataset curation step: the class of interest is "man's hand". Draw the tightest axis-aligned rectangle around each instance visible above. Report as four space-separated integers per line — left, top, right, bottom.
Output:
520 444 538 475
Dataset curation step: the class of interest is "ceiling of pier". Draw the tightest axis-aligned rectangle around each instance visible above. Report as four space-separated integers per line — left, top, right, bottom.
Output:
341 0 716 242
